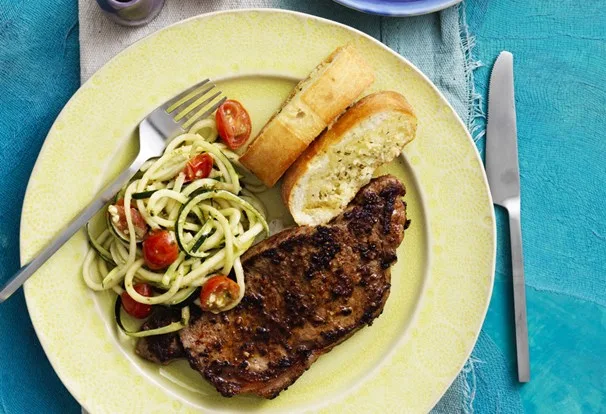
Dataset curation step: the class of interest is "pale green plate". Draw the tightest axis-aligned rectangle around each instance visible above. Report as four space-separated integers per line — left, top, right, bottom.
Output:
20 9 495 414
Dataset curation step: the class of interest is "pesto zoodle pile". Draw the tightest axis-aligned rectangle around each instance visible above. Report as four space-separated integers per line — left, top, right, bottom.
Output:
83 100 267 337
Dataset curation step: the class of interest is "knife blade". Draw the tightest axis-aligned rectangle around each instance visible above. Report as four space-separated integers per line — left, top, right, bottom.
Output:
487 51 520 206
486 51 530 383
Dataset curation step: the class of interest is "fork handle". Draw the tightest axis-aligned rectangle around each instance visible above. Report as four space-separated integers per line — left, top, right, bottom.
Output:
0 153 147 303
507 201 530 382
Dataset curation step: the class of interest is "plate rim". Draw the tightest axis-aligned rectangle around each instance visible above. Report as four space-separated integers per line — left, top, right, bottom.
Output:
21 7 496 413
332 0 464 17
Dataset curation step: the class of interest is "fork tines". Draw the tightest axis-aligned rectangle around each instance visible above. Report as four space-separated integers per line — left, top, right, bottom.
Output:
165 79 227 130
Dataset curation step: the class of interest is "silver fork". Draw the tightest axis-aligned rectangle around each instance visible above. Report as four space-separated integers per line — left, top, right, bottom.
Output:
0 79 226 303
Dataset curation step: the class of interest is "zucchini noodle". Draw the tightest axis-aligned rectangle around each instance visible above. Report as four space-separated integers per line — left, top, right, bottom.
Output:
83 118 268 336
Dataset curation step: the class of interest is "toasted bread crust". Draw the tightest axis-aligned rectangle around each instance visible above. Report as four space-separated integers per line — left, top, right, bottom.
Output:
239 44 375 187
281 91 417 213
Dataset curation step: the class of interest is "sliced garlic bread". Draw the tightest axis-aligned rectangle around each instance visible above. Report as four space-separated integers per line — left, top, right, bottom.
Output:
239 44 375 187
282 91 417 226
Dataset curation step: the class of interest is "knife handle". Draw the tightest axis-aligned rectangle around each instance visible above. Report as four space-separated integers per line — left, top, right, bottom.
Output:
507 200 530 382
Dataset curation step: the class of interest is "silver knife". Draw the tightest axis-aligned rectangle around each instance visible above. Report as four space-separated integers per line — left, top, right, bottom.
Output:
486 51 530 383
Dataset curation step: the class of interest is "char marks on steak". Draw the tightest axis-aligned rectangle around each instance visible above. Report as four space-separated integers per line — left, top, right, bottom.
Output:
136 175 409 399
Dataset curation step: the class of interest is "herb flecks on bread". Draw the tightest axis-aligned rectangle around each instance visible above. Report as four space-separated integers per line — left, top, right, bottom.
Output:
282 91 417 226
240 44 375 187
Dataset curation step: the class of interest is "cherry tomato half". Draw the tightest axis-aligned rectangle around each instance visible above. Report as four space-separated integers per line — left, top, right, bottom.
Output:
142 230 179 270
183 153 213 182
121 283 153 319
200 275 240 313
111 199 148 240
215 100 252 150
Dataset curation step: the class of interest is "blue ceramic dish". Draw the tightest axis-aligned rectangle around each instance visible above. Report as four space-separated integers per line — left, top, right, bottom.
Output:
332 0 462 16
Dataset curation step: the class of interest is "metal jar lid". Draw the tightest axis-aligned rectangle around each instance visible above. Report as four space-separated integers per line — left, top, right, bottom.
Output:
96 0 165 27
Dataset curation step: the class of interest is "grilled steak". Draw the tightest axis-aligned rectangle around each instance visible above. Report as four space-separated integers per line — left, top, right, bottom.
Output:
135 307 184 364
136 175 409 398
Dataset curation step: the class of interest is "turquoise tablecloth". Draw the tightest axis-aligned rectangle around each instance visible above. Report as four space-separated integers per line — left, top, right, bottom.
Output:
467 2 605 412
0 1 604 413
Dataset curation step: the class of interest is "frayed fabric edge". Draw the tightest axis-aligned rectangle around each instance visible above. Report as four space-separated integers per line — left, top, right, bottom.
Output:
461 356 485 414
458 2 485 143
457 4 484 412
